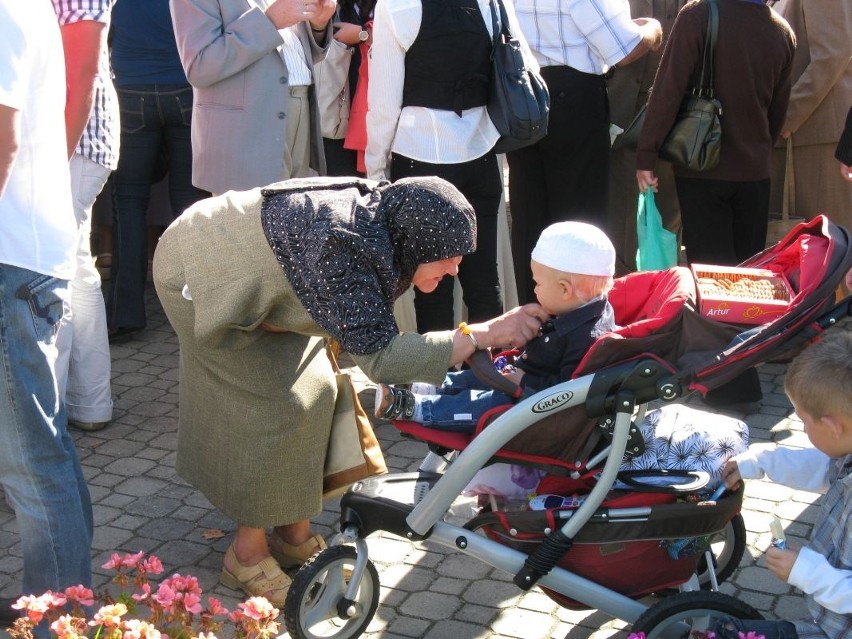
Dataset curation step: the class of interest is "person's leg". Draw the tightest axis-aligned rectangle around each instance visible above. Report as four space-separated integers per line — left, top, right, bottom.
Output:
56 155 113 428
162 85 210 219
323 137 359 177
675 177 739 265
390 154 459 332
417 388 513 432
713 617 798 639
0 266 93 595
109 86 162 332
455 152 503 324
730 178 770 262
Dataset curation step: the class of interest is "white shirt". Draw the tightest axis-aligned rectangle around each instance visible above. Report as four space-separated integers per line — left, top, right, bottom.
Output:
513 0 642 74
365 0 538 180
255 0 312 86
0 1 77 279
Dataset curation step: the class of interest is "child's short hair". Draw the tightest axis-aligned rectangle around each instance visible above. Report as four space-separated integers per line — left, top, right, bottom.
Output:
563 272 614 304
784 330 852 419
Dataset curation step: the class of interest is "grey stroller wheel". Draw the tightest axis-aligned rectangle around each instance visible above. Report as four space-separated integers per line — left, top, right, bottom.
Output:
284 545 379 639
632 591 763 639
695 513 746 589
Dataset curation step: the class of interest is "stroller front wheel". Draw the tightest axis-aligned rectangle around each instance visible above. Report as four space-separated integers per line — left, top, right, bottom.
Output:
631 591 763 639
695 513 746 589
284 545 380 639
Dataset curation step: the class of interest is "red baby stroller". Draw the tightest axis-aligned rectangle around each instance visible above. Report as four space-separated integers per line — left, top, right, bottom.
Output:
284 216 852 639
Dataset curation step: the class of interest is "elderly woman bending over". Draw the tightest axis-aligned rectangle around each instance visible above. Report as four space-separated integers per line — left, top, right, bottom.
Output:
152 176 546 604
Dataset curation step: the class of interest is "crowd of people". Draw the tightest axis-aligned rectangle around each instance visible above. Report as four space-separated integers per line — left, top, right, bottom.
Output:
1 0 850 635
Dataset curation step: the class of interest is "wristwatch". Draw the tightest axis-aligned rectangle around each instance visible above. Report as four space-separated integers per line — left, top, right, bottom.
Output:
358 28 369 42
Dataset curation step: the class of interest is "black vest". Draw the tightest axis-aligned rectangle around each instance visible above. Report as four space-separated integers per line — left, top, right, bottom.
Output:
402 0 492 116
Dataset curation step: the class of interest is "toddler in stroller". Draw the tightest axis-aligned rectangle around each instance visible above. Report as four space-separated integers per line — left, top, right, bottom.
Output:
374 221 618 431
282 216 852 639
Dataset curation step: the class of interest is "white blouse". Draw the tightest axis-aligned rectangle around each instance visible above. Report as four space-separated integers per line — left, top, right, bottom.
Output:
365 0 538 180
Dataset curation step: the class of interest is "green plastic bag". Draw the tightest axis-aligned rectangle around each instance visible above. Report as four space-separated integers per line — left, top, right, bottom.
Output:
635 190 678 271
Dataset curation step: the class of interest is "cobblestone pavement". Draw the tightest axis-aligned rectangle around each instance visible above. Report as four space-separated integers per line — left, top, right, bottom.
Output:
0 286 822 639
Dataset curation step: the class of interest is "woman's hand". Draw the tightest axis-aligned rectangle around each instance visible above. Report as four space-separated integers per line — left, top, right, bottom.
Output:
307 0 337 31
481 304 549 349
636 170 658 193
333 21 370 46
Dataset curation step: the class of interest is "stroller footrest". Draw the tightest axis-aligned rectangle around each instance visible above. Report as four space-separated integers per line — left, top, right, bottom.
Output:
513 529 573 590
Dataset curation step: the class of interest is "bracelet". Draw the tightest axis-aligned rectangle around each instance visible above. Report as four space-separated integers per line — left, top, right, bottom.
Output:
458 322 482 351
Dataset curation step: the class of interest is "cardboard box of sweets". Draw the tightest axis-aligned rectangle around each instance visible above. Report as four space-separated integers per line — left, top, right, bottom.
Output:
692 264 793 326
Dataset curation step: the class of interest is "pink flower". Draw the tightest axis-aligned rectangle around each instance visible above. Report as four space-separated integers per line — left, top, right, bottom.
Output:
64 585 95 607
122 618 163 639
13 593 54 624
182 593 203 615
204 597 228 617
738 633 765 639
627 634 646 639
237 597 278 621
139 555 164 576
153 583 178 610
50 614 88 639
122 551 146 568
90 603 128 628
132 583 152 603
102 553 125 571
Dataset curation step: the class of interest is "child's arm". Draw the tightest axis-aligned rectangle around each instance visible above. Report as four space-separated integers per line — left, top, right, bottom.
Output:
727 444 832 493
787 546 852 614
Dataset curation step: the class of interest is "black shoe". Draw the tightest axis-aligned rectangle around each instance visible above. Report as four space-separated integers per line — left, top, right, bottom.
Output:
108 326 143 344
0 596 21 628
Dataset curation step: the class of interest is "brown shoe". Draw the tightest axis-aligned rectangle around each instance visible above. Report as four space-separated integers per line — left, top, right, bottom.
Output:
373 385 415 420
219 545 291 606
269 532 327 569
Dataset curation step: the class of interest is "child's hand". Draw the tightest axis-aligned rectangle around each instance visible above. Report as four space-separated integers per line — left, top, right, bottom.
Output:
765 546 798 583
502 368 525 385
721 459 742 490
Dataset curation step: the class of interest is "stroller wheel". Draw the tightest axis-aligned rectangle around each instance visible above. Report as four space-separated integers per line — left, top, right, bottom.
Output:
631 591 763 639
695 514 746 589
284 545 380 639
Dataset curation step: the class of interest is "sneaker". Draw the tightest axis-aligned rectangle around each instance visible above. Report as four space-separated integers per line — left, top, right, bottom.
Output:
68 420 108 432
374 385 416 420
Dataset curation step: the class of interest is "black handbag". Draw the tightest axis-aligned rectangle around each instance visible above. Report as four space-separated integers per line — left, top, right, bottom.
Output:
617 0 722 172
486 0 549 154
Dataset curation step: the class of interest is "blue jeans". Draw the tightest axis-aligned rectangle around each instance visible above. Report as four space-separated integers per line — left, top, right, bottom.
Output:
0 265 93 595
108 84 208 330
418 370 512 432
713 617 798 639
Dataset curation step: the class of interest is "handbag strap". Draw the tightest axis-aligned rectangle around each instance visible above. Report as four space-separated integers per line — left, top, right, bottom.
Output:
488 0 511 53
782 137 796 220
695 0 719 99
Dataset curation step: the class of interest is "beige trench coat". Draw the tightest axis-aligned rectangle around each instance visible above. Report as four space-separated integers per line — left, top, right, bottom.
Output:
153 188 453 527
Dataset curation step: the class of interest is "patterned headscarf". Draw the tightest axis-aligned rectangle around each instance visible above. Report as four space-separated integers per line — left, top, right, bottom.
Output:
260 176 476 355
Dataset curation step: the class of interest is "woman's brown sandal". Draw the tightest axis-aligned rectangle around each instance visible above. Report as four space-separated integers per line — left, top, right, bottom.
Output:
269 532 327 568
219 545 291 606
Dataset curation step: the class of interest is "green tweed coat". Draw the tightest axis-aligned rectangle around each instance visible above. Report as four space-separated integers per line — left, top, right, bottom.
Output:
153 188 453 527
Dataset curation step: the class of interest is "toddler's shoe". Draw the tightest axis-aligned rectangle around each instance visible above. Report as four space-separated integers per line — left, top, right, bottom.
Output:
374 385 416 420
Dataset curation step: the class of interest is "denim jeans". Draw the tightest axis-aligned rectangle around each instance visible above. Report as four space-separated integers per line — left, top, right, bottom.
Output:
713 617 799 639
0 264 93 596
108 84 208 330
417 370 512 432
55 155 113 423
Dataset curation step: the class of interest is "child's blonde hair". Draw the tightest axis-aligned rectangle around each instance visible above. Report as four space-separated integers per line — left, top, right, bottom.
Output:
562 272 614 304
784 329 852 420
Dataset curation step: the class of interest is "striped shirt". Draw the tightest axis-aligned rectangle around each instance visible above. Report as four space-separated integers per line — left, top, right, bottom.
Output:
512 0 642 74
51 0 120 170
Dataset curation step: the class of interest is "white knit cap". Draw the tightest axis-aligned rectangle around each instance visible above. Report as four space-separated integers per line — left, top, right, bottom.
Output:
530 221 615 276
